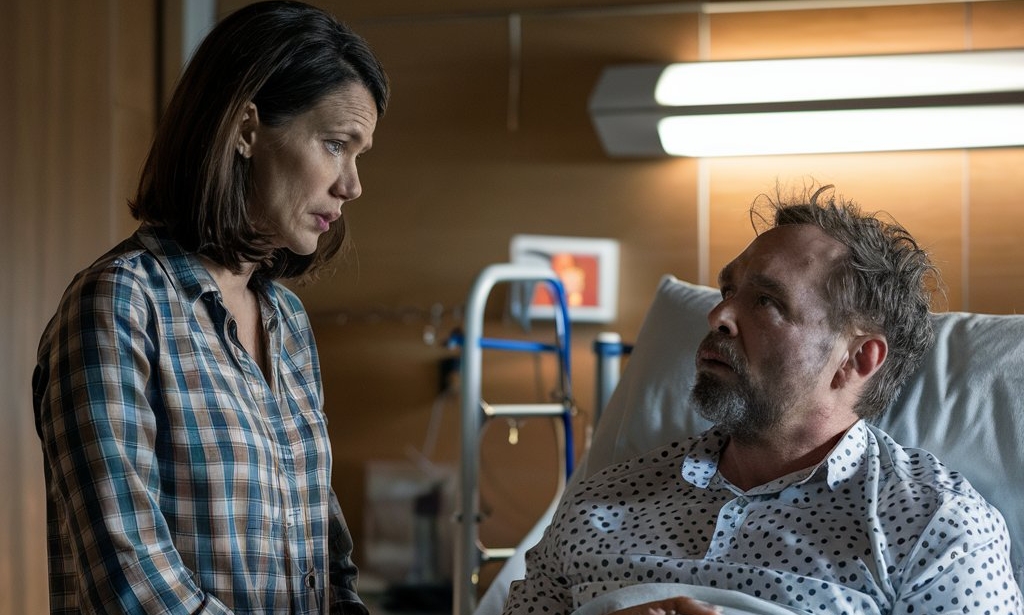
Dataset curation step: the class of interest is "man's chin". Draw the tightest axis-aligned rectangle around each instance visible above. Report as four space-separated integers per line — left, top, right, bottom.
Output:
692 370 739 397
691 376 742 422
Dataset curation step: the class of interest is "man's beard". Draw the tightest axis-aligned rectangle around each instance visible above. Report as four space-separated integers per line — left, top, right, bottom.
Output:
689 332 787 444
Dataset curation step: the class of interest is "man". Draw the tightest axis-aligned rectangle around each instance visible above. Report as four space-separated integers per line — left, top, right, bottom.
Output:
502 186 1022 615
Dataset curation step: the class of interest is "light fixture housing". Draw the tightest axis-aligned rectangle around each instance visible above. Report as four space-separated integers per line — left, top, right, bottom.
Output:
589 49 1024 157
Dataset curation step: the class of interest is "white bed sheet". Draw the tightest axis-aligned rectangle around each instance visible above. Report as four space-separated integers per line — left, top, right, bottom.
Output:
571 583 801 615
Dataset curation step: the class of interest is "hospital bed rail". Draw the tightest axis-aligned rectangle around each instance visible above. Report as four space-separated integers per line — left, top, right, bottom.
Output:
592 332 632 427
454 263 576 615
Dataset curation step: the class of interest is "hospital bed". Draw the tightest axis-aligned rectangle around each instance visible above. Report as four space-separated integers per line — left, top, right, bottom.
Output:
461 273 1024 615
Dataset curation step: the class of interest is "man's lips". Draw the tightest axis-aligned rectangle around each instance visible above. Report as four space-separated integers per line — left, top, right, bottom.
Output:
696 338 742 374
697 349 733 370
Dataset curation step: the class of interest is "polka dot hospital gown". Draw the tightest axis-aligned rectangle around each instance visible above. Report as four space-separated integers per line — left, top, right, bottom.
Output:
503 421 1022 615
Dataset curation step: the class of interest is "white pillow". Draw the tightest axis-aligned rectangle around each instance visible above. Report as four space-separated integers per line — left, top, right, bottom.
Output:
586 274 1024 586
584 275 716 472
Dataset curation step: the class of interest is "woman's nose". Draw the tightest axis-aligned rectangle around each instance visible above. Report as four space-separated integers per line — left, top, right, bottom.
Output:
332 167 362 202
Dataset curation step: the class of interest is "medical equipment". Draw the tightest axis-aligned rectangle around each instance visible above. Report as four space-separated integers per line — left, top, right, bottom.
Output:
454 263 576 615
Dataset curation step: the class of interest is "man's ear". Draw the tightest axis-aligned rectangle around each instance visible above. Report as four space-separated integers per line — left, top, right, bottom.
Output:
236 102 259 159
832 334 887 390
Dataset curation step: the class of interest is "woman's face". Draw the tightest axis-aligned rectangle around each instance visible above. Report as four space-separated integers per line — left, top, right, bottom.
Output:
246 82 378 255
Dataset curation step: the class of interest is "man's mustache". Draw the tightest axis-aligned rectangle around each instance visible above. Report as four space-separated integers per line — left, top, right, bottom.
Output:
696 332 747 376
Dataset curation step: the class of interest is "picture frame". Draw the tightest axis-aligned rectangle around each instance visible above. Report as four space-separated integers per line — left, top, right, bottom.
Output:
509 234 620 323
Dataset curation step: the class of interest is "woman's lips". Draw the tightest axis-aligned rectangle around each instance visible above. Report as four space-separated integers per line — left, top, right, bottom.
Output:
312 211 339 232
312 214 330 232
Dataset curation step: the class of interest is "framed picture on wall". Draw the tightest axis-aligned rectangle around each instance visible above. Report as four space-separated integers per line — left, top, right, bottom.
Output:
509 234 620 323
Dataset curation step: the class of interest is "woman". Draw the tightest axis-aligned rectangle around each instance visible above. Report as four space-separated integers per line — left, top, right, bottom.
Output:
32 2 388 613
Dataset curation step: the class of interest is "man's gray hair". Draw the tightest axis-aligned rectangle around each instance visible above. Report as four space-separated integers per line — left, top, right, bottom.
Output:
751 183 940 419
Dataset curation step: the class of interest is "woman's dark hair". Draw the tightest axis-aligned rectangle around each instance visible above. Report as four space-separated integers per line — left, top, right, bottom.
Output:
751 183 940 419
130 0 389 280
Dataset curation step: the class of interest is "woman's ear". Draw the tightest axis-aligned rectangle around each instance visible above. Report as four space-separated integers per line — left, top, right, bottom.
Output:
833 334 887 390
236 102 259 158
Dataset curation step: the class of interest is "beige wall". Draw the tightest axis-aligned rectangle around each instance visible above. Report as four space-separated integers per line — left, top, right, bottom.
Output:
1 0 156 611
3 0 1022 609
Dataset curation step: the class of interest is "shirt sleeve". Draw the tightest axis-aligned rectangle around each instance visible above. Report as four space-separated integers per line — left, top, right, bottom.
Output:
892 496 1023 614
34 266 234 614
327 489 368 615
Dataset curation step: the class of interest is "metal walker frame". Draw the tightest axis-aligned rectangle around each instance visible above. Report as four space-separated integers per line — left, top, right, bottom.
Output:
453 263 576 615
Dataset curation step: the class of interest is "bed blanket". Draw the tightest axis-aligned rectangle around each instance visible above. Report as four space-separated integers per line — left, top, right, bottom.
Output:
571 583 801 615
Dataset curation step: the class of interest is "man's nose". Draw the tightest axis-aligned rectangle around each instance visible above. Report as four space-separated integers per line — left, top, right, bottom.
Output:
707 299 738 336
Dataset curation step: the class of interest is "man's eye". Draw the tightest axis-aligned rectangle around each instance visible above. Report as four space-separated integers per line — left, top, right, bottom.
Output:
325 140 344 155
757 295 775 307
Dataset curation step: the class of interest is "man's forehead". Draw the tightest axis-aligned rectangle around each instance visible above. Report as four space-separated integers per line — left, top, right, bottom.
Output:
758 224 846 260
722 224 846 283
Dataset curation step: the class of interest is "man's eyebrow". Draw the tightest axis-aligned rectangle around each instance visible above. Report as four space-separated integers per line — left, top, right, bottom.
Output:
717 262 735 287
718 265 791 299
749 272 790 300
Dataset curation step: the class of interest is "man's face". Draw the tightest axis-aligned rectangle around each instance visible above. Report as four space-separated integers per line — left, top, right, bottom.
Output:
690 224 847 443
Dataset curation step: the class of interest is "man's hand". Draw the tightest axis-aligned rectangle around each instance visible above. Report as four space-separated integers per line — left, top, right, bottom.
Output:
610 597 722 615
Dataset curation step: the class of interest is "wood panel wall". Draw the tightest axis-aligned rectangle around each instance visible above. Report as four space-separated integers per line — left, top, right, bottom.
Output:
4 0 1022 609
1 0 157 611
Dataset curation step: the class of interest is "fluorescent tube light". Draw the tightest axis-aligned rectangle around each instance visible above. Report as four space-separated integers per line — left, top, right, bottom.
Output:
658 105 1024 157
654 51 1024 106
589 50 1024 157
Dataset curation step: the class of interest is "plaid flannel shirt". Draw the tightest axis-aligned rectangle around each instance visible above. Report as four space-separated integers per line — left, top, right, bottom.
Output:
34 225 365 614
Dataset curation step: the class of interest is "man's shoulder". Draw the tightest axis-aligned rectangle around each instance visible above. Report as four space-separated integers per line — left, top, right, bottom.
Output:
578 434 705 489
867 423 994 511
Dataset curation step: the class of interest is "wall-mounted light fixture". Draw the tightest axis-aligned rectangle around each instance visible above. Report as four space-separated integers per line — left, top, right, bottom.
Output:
589 49 1024 157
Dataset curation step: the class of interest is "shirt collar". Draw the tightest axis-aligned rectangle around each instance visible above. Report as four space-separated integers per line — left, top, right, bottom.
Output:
133 224 219 303
680 429 729 489
680 420 869 493
823 419 869 489
132 225 280 317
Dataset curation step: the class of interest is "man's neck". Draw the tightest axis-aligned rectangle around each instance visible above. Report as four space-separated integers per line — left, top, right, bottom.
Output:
718 414 859 491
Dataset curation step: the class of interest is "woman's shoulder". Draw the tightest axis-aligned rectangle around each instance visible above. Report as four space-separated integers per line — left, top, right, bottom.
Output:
61 235 157 298
57 227 212 315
